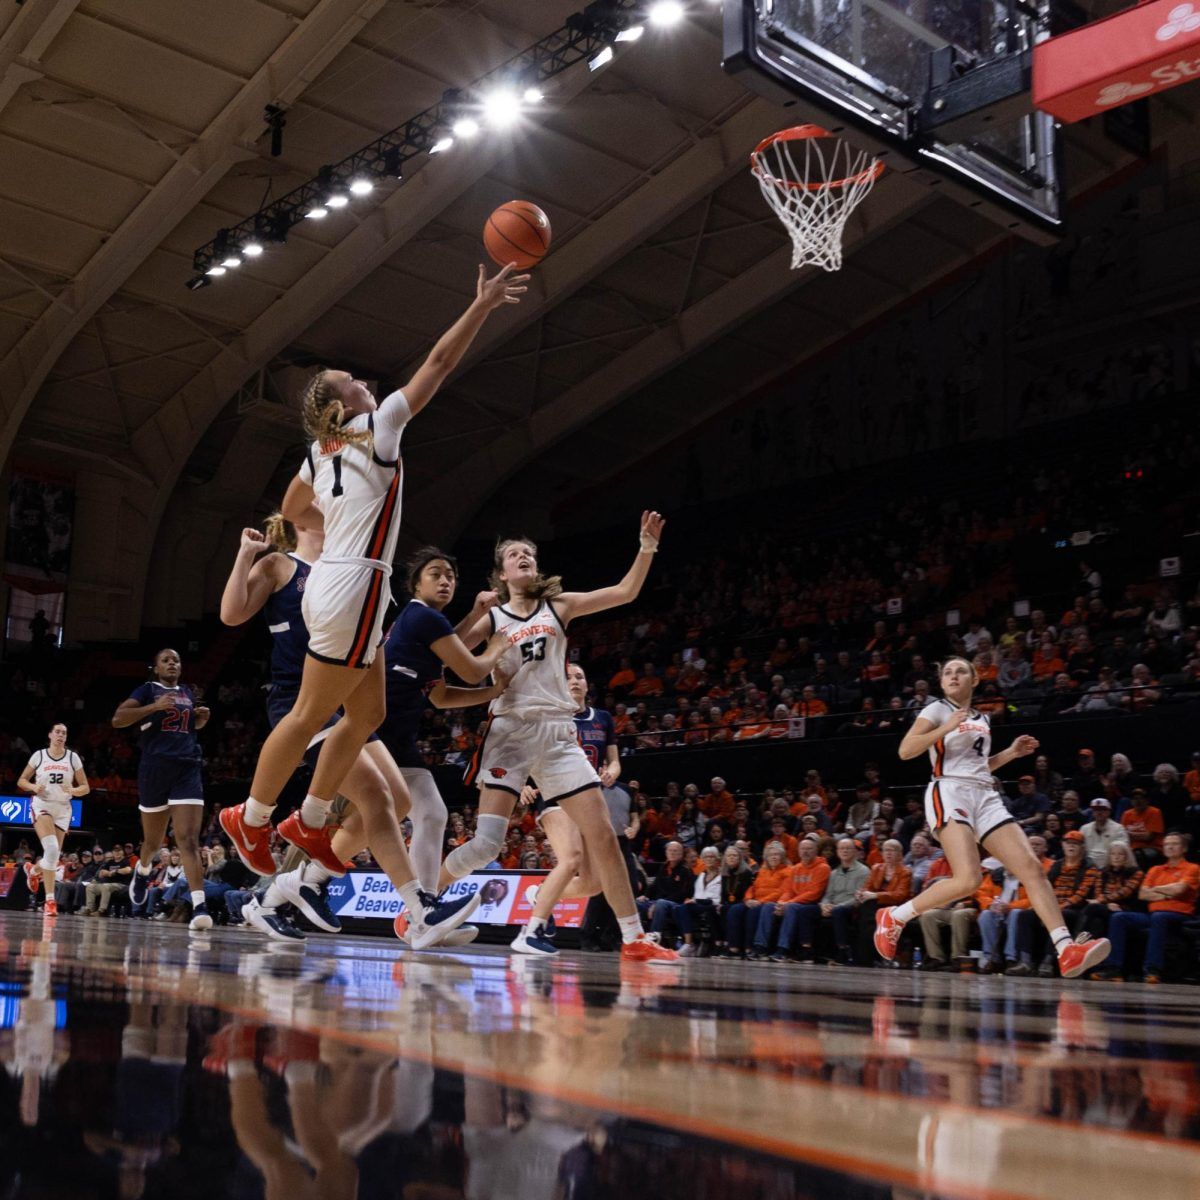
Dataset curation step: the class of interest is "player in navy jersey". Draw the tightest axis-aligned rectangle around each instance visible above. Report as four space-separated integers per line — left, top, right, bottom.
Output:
380 547 512 943
220 518 500 946
511 663 625 954
111 649 212 930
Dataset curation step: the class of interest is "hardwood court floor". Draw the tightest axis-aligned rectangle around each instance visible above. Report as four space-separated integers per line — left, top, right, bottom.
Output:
1 909 1197 1200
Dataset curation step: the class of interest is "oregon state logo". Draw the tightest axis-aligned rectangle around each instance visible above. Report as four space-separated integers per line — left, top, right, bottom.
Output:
489 767 508 779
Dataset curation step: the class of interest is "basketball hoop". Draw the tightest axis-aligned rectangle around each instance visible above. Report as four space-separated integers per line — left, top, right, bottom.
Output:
750 125 884 273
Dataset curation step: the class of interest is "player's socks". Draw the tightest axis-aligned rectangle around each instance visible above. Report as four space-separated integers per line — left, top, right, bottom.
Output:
1049 926 1071 954
890 900 917 926
299 793 331 828
244 798 273 828
302 861 333 886
617 914 644 945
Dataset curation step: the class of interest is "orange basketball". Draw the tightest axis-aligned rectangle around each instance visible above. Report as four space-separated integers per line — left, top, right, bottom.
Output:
484 201 551 270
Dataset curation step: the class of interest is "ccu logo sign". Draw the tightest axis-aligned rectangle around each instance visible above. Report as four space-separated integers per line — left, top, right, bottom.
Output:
0 800 21 822
1158 4 1200 39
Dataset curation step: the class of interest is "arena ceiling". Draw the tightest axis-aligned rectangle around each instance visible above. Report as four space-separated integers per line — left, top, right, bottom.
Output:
0 0 1198 633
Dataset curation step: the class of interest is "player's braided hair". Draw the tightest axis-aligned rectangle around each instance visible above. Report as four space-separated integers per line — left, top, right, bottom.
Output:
405 546 458 596
263 511 297 553
489 537 562 604
300 369 373 452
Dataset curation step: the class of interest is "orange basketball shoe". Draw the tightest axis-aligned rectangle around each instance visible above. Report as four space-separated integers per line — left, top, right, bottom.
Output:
219 804 277 876
277 811 346 876
620 933 681 965
874 906 904 961
1058 933 1110 979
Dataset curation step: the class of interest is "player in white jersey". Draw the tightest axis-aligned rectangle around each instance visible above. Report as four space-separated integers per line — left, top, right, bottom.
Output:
221 264 526 905
440 511 679 964
874 656 1110 978
17 722 89 917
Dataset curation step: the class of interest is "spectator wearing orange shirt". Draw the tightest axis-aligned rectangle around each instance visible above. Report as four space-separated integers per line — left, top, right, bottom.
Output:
1098 833 1199 982
771 839 833 961
630 662 664 698
1121 788 1165 865
608 657 636 694
1185 751 1200 803
699 776 735 823
855 840 912 963
793 685 829 720
1031 639 1065 681
766 818 799 864
723 842 791 958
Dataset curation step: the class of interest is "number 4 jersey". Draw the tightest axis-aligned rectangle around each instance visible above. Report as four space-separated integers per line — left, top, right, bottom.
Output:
918 698 992 783
487 599 575 719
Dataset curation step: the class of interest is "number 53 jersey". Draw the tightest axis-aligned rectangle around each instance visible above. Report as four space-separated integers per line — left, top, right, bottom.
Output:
487 599 576 719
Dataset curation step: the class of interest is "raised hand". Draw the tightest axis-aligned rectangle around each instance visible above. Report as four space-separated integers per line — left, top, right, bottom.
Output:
1012 734 1040 756
476 263 530 311
239 527 268 554
639 510 666 552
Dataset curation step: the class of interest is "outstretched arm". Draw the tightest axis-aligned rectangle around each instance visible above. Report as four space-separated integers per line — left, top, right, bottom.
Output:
403 265 530 417
988 734 1039 774
556 512 665 625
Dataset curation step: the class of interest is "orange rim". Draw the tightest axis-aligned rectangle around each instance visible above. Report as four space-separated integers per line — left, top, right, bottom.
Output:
750 124 884 192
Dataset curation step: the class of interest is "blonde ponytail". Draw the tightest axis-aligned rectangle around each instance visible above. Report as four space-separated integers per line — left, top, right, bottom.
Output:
489 536 563 604
300 369 372 452
263 512 297 553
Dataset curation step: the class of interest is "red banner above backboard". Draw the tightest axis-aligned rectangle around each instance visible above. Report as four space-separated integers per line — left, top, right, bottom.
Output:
1034 0 1200 123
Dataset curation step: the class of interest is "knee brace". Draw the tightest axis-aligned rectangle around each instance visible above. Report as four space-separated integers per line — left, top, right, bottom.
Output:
39 835 60 872
443 813 508 878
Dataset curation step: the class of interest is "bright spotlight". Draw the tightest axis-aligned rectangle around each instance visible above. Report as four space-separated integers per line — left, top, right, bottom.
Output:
306 205 328 219
241 240 264 257
220 255 241 268
451 117 479 138
482 90 522 128
326 192 349 209
615 24 644 41
430 136 454 154
349 177 374 195
588 45 614 70
206 265 227 276
523 85 544 104
648 0 685 27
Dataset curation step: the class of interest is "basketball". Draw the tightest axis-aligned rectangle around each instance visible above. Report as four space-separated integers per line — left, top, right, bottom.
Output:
483 200 551 270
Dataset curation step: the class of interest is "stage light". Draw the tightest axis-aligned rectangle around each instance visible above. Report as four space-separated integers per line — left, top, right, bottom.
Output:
589 45 614 69
206 265 227 276
648 0 685 27
241 240 264 257
326 192 350 209
185 275 211 291
451 117 480 138
306 205 328 219
349 177 375 195
430 136 454 153
220 255 241 268
523 85 545 104
482 89 522 128
616 24 644 41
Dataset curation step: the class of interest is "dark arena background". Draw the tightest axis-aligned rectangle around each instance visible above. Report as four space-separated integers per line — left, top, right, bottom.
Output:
0 1 1199 1197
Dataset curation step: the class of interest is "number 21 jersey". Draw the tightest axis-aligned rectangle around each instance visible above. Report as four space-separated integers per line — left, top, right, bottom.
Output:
918 699 991 784
488 599 574 719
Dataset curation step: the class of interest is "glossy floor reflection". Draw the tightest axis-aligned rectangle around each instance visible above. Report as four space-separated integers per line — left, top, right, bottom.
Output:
2 911 1199 1200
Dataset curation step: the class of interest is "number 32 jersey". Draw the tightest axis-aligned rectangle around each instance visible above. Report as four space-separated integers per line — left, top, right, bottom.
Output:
918 699 992 784
487 599 575 720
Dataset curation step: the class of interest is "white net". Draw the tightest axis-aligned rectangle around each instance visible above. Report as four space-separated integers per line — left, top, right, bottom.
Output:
751 126 883 272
